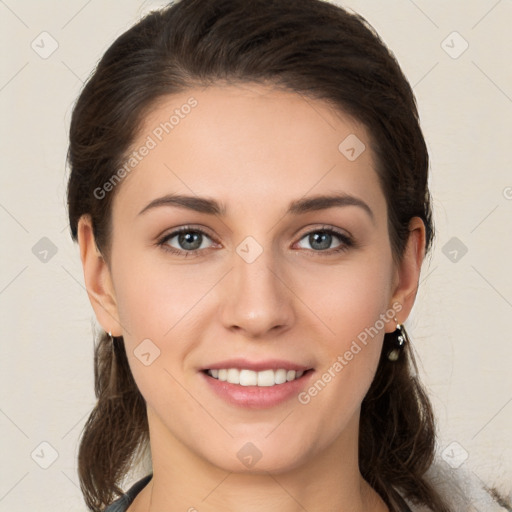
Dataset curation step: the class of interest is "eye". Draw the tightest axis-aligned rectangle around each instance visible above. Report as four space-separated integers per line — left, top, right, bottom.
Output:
157 226 217 257
295 227 353 254
157 225 354 258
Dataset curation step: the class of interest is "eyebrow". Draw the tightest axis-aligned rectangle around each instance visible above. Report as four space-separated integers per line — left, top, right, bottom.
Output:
138 192 374 222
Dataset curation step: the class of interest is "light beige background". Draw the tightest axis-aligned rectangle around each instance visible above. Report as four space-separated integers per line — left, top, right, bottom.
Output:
1 0 511 510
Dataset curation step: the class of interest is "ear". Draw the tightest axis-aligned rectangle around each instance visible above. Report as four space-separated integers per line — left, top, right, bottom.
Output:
386 217 426 332
77 215 123 336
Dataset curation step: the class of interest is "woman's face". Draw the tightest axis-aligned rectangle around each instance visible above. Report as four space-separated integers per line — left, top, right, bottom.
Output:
87 84 409 474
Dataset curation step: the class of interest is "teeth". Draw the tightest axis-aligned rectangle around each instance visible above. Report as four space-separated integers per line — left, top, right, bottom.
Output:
275 369 287 384
207 368 306 386
240 369 257 386
257 369 274 387
227 368 240 384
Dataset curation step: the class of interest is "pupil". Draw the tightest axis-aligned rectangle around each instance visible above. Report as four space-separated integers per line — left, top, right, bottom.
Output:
311 232 331 250
179 232 201 250
176 231 333 252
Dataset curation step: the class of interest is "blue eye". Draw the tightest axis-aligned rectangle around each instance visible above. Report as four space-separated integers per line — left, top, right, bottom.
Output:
295 228 353 255
158 227 215 257
157 225 353 257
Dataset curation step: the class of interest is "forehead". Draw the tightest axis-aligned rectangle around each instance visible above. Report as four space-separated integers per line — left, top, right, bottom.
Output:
112 83 385 221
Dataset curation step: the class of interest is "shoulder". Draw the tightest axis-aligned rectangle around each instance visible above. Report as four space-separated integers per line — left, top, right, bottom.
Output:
401 461 511 512
100 466 511 512
102 474 153 512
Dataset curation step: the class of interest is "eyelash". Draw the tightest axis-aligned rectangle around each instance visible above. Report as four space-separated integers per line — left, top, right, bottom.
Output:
156 225 354 258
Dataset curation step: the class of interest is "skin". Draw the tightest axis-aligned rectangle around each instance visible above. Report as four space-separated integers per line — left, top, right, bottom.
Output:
78 83 425 512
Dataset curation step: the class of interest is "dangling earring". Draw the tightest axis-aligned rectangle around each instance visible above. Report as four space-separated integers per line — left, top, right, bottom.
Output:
108 331 118 393
108 331 115 354
387 318 409 361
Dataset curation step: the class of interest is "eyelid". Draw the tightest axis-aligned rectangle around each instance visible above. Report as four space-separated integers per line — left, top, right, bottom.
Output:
157 225 219 250
158 224 218 242
295 224 352 240
157 224 354 256
292 225 354 254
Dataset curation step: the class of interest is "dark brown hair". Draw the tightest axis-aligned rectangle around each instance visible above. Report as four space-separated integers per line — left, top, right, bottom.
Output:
68 0 448 510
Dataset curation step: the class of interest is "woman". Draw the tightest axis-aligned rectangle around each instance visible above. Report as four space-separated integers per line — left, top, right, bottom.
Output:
66 1 509 511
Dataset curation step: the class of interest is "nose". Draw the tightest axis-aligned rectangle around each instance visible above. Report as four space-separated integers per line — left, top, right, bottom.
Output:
219 243 296 339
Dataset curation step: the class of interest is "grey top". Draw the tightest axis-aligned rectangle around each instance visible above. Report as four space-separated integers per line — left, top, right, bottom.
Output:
102 474 413 512
103 474 152 512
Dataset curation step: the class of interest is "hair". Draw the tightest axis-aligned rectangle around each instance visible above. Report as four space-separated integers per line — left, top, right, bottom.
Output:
66 1 460 511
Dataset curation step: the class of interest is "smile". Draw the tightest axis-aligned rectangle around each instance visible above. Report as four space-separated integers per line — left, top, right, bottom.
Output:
206 368 305 387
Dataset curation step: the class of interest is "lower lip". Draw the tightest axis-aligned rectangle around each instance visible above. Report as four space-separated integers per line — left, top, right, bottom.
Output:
201 371 313 409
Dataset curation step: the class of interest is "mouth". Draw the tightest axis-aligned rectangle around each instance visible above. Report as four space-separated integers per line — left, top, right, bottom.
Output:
200 359 314 408
204 368 310 387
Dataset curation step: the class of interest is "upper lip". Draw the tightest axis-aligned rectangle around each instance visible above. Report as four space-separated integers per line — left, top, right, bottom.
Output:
202 358 312 372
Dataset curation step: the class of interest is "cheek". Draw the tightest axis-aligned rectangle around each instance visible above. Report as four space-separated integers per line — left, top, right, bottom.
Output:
110 251 225 398
111 249 214 342
111 256 201 420
301 253 394 348
295 251 394 410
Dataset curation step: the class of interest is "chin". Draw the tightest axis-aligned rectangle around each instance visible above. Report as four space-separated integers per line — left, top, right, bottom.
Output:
202 434 316 475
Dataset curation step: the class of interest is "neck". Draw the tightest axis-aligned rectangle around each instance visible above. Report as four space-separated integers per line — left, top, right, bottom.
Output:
129 407 389 512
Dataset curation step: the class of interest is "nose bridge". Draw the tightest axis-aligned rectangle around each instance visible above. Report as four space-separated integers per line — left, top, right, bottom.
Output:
220 234 294 335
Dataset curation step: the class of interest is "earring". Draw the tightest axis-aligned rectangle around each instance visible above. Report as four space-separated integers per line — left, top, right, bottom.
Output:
107 331 120 394
387 319 409 361
108 331 115 354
